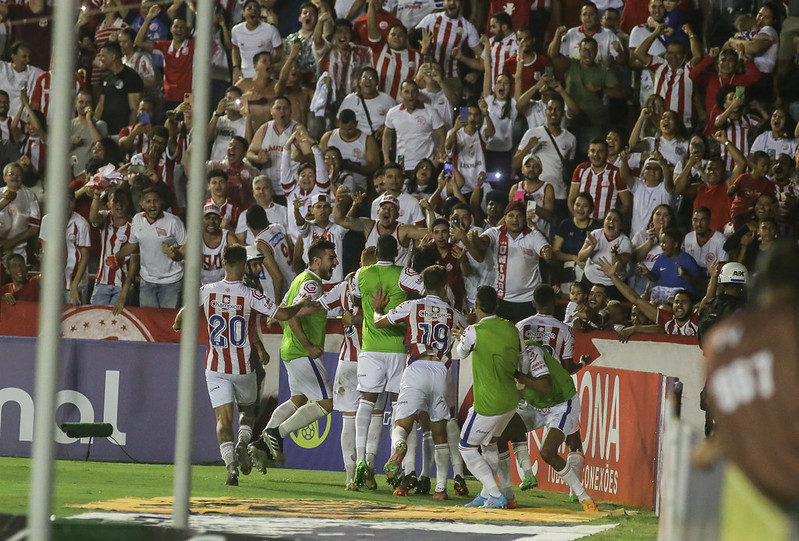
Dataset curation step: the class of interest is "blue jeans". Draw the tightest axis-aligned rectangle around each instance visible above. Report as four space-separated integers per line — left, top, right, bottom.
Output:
90 283 123 306
139 279 182 309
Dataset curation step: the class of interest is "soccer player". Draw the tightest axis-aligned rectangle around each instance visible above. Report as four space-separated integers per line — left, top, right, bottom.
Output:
351 234 425 488
261 239 338 464
173 245 315 486
452 286 522 509
513 339 599 511
373 265 466 500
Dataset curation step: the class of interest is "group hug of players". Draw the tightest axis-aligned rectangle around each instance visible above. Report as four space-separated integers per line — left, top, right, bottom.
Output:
175 234 599 512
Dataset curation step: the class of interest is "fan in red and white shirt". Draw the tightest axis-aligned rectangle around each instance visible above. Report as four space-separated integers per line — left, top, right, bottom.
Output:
39 197 91 306
502 27 553 92
313 18 374 105
486 13 518 86
367 23 422 100
89 187 137 313
568 139 632 220
415 0 482 79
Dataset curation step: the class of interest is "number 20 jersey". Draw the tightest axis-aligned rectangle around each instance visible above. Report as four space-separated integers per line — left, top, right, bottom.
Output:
201 279 278 375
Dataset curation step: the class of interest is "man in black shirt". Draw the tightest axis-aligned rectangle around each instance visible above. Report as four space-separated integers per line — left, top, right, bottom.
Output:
94 42 143 137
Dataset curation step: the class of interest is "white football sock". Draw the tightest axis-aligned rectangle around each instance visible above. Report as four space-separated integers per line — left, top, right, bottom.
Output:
220 441 236 468
403 423 417 472
341 415 356 483
567 451 585 497
355 399 375 463
434 443 450 492
446 419 464 477
237 425 253 447
279 402 328 438
497 450 513 491
459 445 501 498
557 463 589 502
266 400 298 429
366 412 384 467
390 425 408 451
511 440 534 478
420 430 434 477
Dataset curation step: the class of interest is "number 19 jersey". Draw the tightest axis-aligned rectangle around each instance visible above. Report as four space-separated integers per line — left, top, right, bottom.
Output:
201 279 279 375
386 294 466 363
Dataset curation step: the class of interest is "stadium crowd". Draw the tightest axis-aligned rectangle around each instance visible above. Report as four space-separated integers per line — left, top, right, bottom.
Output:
1 0 798 512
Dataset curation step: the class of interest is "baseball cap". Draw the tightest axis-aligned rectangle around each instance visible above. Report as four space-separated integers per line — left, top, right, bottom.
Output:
378 194 399 208
523 153 542 165
310 193 331 206
203 202 221 216
245 245 264 262
505 200 526 214
643 157 663 171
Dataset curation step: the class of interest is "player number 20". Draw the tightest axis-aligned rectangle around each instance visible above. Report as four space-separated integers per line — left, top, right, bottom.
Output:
209 314 247 348
419 322 449 351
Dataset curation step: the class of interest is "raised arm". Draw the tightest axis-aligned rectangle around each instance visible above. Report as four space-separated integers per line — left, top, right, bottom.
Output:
134 5 159 52
595 257 658 321
548 26 569 71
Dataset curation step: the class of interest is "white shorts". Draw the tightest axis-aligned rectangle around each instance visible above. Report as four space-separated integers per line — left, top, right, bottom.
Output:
394 360 451 423
285 356 333 402
459 407 516 448
517 395 581 437
205 370 257 409
357 351 407 394
333 360 360 412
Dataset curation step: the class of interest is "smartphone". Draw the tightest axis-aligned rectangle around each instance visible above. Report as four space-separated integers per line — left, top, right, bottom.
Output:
514 190 525 201
450 214 461 229
183 92 193 106
458 106 469 122
443 162 453 178
735 86 745 99
544 66 554 77
527 200 537 213
138 112 151 124
486 172 502 184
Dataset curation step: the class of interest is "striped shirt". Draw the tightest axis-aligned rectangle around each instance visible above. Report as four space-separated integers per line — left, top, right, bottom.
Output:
39 212 90 290
320 280 362 363
201 280 278 375
648 60 694 128
416 12 480 78
20 136 46 175
719 114 759 172
489 33 518 85
386 294 465 362
571 161 629 220
516 313 574 363
370 40 422 99
657 308 699 336
95 213 133 288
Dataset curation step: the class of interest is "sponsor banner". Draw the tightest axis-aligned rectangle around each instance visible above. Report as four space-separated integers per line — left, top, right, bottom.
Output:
0 336 220 462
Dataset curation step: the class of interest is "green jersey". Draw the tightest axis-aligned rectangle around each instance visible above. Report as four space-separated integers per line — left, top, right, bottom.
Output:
455 315 521 416
522 340 576 409
355 262 423 353
280 270 326 361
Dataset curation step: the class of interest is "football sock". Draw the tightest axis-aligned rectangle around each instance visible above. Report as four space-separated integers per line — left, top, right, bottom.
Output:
341 415 356 483
279 402 327 438
365 412 384 467
567 451 585 497
237 425 253 447
266 400 298 430
446 419 464 477
390 425 408 451
512 440 534 478
459 445 501 498
556 463 589 502
420 430 434 477
403 423 417 473
355 399 375 463
497 449 513 491
220 441 236 468
434 443 450 492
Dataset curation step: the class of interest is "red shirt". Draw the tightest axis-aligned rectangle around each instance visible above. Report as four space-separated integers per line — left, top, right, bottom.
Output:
730 174 775 222
503 53 554 94
353 10 400 45
689 55 761 135
152 40 195 102
694 183 733 232
2 275 41 303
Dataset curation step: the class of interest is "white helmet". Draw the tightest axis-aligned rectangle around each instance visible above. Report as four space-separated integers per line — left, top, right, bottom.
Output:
245 245 264 262
718 262 748 284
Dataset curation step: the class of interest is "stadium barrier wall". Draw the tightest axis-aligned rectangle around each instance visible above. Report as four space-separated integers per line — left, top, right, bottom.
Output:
0 303 703 509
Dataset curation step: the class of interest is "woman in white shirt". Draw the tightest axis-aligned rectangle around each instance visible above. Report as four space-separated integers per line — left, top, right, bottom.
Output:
482 50 517 183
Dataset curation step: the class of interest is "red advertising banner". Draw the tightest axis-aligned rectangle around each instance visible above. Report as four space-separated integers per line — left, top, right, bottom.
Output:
514 365 662 509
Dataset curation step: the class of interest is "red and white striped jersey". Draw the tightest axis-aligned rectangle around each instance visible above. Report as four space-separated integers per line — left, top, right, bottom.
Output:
386 294 466 362
369 40 422 99
657 308 699 336
315 43 375 102
0 117 13 142
254 224 294 301
718 114 759 172
20 136 47 175
320 280 362 362
201 280 279 375
95 212 133 288
205 197 241 232
416 12 480 79
117 125 150 157
571 161 629 220
131 151 178 194
489 33 518 86
516 313 574 363
29 71 83 120
648 60 694 128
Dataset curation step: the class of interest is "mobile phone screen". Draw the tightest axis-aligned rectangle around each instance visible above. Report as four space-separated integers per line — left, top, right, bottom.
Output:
458 107 469 122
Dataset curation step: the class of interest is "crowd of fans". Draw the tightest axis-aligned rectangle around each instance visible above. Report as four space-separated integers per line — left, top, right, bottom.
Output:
0 0 798 341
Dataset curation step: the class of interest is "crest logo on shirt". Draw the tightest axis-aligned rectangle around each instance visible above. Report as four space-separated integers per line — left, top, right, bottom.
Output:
156 227 167 236
416 116 426 126
114 80 123 90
